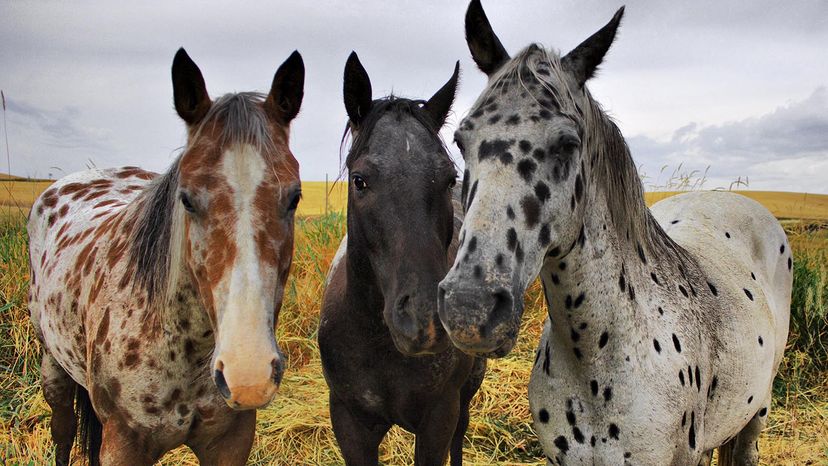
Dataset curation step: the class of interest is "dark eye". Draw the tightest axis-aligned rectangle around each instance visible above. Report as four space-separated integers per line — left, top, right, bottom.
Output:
352 175 367 191
287 191 301 211
448 177 457 189
180 192 196 213
559 134 581 152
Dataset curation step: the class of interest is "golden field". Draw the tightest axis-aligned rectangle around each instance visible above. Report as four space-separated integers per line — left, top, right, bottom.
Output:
4 175 828 220
0 176 352 218
0 176 826 465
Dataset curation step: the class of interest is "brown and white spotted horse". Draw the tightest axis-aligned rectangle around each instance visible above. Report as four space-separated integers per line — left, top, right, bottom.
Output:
319 52 485 466
27 48 305 465
438 2 792 465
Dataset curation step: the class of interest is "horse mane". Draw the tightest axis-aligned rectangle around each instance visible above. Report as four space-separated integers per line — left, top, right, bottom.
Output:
129 161 180 310
193 92 277 152
341 96 449 169
129 92 280 311
489 45 696 266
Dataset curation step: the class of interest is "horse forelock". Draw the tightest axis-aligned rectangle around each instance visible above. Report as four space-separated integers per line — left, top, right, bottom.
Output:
341 96 452 173
480 45 579 118
193 93 275 153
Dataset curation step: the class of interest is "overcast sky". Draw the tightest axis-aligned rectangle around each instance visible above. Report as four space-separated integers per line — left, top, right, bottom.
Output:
3 0 827 192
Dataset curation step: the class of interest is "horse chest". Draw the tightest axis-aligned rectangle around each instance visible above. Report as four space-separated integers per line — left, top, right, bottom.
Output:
529 276 716 463
86 296 219 433
321 315 464 427
91 342 232 443
529 323 704 464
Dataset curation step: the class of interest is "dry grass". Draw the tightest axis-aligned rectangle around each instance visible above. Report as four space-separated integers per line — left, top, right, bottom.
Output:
1 208 827 464
296 181 347 216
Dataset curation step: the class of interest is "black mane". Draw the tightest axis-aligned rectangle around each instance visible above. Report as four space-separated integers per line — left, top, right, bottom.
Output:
343 96 447 168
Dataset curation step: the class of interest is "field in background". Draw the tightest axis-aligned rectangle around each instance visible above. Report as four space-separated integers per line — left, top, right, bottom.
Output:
1 205 826 464
1 169 826 463
0 180 53 212
297 181 347 216
645 191 828 221
4 173 828 221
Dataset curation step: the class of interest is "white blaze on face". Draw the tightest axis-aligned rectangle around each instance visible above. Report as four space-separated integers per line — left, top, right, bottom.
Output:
213 144 280 409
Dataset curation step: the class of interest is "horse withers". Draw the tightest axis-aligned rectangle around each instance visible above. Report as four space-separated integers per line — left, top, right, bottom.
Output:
319 52 486 466
437 1 792 464
28 48 305 465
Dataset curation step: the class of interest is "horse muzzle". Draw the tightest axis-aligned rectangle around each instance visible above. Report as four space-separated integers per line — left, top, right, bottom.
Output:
386 293 450 356
213 354 284 410
437 279 521 358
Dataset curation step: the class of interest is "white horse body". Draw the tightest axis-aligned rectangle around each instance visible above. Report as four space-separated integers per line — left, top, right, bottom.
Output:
435 3 793 463
652 191 792 374
528 191 791 464
28 167 153 389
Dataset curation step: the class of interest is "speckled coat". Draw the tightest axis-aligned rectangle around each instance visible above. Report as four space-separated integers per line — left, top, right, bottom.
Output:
438 2 792 465
28 48 305 465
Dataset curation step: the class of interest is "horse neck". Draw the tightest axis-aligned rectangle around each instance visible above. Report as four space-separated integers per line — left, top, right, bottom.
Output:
161 250 214 349
343 214 385 322
540 114 696 361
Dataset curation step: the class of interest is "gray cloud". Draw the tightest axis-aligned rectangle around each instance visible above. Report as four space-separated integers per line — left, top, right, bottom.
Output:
6 99 112 150
1 0 826 191
628 87 828 192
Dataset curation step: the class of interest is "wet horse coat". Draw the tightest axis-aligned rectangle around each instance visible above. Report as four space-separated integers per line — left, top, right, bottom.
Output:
28 49 305 465
438 2 791 464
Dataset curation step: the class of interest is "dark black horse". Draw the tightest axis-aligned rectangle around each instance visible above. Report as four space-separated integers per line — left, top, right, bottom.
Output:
319 52 486 466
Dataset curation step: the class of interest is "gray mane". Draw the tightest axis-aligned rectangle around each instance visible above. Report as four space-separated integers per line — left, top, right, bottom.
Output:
128 92 276 309
193 92 275 151
492 45 696 266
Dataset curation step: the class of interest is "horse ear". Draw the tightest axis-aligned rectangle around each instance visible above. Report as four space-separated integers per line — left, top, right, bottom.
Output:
266 50 305 124
172 48 211 125
562 6 625 88
465 0 510 76
343 51 373 126
424 61 460 128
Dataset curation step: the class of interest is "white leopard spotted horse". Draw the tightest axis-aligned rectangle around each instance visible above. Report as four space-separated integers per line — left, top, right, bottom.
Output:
437 2 792 465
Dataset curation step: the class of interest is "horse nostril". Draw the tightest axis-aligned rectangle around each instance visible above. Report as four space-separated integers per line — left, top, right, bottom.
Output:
480 288 514 338
392 294 418 340
214 369 231 400
271 358 284 385
396 294 410 311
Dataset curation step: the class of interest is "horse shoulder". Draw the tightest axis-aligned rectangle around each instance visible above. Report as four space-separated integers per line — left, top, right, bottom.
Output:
319 247 350 350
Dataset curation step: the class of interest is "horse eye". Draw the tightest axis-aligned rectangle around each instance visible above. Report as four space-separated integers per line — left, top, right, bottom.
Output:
560 135 581 152
180 192 196 213
448 177 457 189
287 191 301 211
352 175 367 191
